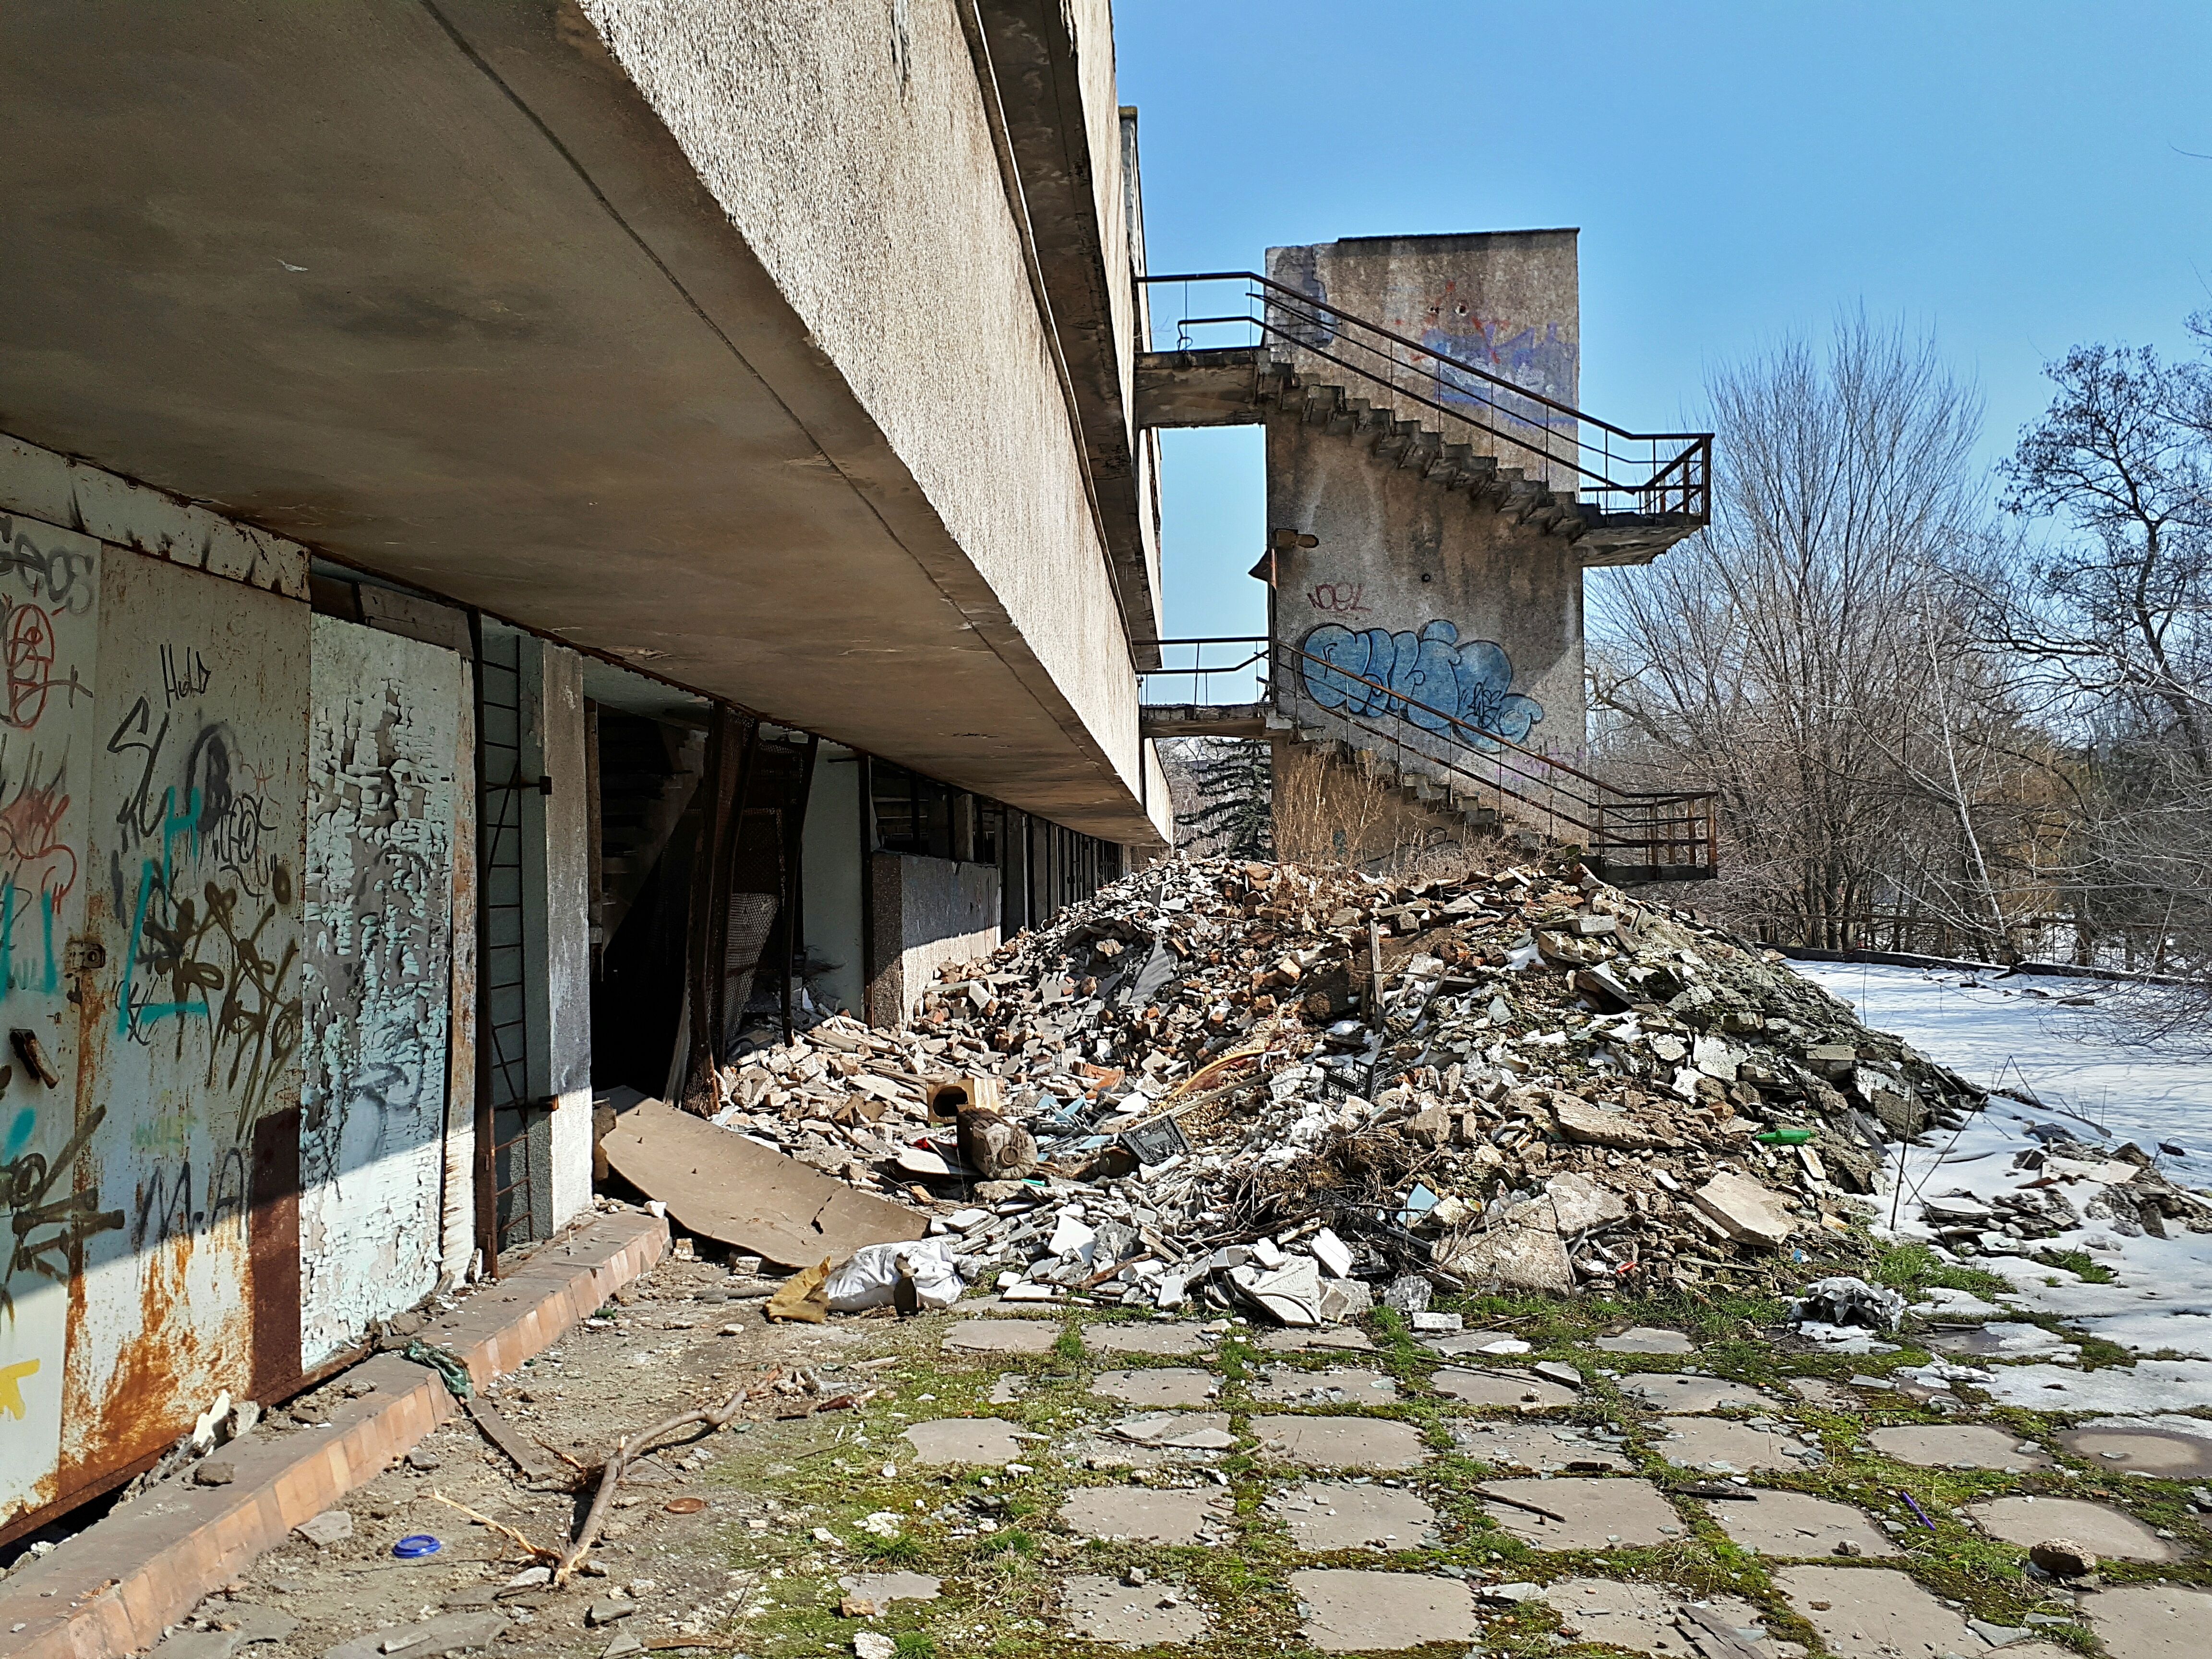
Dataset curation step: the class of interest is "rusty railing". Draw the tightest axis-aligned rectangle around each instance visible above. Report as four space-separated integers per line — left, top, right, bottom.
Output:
1140 270 1711 523
1140 636 1718 879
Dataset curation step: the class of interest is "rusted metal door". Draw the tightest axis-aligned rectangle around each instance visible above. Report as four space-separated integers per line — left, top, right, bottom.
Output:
298 617 461 1367
34 548 306 1521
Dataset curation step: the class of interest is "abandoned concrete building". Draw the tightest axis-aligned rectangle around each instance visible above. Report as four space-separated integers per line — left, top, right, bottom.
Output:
0 2 1709 1555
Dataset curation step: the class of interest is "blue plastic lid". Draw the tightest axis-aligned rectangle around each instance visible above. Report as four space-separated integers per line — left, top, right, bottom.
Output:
392 1534 442 1559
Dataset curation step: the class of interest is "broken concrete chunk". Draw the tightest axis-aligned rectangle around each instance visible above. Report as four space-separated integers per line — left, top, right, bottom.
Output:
1690 1172 1795 1249
293 1509 354 1547
1551 1098 1658 1151
1545 1171 1628 1234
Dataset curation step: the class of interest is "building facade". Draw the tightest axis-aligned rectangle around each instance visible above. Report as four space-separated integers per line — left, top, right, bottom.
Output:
0 0 1166 1540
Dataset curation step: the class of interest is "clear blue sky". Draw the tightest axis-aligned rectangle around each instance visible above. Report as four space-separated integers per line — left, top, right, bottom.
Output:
1118 0 2212 641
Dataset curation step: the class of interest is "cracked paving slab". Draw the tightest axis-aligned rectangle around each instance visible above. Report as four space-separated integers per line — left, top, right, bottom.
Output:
1059 1485 1233 1545
1061 1575 1210 1645
1083 1322 1216 1357
901 1419 1030 1464
1290 1569 1478 1653
1268 1480 1438 1551
942 1320 1061 1354
1776 1565 2073 1659
1704 1488 1900 1558
1450 1421 1635 1473
1476 1478 1682 1548
1089 1367 1219 1407
2059 1421 2212 1479
1866 1422 2052 1471
2088 1582 2212 1659
1966 1495 2182 1561
1618 1372 1774 1412
1430 1367 1578 1409
1544 1577 1784 1655
1251 1415 1428 1471
1654 1416 1817 1474
1251 1367 1400 1405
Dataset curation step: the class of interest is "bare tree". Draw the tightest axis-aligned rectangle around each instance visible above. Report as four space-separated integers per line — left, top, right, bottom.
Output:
1987 332 2212 1016
1591 313 2053 950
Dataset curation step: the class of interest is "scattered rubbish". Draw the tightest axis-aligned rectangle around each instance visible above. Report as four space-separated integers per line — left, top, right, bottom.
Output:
1898 1491 1938 1531
663 1498 707 1515
824 1240 965 1312
391 1534 442 1559
1791 1276 1906 1332
764 1260 832 1325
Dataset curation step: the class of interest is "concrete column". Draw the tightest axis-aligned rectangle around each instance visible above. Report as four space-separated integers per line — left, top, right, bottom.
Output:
801 746 866 1019
518 637 593 1230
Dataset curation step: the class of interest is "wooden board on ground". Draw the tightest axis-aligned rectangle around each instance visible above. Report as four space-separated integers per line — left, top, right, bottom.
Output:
601 1098 926 1268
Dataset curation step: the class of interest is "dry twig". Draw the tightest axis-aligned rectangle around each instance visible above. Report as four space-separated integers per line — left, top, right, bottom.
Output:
552 1369 784 1585
430 1491 559 1562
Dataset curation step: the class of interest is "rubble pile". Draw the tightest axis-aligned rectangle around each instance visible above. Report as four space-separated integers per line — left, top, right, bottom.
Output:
697 854 1993 1318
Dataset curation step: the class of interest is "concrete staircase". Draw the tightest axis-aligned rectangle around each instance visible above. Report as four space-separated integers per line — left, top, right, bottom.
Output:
1135 346 1702 567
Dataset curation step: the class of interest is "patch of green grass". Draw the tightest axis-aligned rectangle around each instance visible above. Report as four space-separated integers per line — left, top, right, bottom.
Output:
2032 1247 2118 1284
1871 1240 2015 1302
890 1635 938 1659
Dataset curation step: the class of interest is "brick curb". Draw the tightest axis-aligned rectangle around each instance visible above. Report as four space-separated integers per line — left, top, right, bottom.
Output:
0 1212 668 1659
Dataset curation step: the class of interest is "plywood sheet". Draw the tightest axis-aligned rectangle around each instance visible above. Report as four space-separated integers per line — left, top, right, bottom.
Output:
601 1098 924 1268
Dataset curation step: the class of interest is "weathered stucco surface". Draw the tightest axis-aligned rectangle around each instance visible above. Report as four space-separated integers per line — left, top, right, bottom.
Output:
301 618 463 1365
868 853 1000 1025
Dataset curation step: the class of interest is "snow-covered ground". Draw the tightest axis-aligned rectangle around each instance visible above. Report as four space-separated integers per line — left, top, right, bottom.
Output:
1791 960 2212 1181
1789 959 2212 1393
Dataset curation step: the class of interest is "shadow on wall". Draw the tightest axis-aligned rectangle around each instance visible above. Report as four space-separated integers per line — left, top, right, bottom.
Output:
1298 621 1543 749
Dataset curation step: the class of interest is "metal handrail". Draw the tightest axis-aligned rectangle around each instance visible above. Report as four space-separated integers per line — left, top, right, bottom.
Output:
1139 270 1712 522
1138 635 1718 873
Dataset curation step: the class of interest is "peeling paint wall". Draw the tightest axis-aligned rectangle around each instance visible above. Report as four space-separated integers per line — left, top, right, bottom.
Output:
299 617 463 1367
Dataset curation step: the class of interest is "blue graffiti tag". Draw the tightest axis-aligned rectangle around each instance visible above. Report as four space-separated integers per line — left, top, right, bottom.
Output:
1298 620 1543 751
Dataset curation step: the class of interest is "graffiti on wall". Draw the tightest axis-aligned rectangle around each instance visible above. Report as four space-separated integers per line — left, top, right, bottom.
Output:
109 685 302 1136
298 618 460 1364
1298 620 1543 751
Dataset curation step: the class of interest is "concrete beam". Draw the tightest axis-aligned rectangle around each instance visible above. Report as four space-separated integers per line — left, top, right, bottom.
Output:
1134 348 1272 429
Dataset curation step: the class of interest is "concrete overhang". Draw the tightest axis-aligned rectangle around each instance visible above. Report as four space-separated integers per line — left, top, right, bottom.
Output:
0 1 1162 846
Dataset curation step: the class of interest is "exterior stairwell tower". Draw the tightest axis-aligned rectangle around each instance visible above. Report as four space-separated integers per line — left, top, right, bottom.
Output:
1135 230 1718 882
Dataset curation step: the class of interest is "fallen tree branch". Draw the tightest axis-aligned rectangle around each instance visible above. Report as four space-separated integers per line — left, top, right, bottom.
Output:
553 1369 784 1586
1472 1485 1568 1524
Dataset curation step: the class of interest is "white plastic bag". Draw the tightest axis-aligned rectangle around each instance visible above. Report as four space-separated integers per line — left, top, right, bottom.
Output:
824 1239 966 1312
